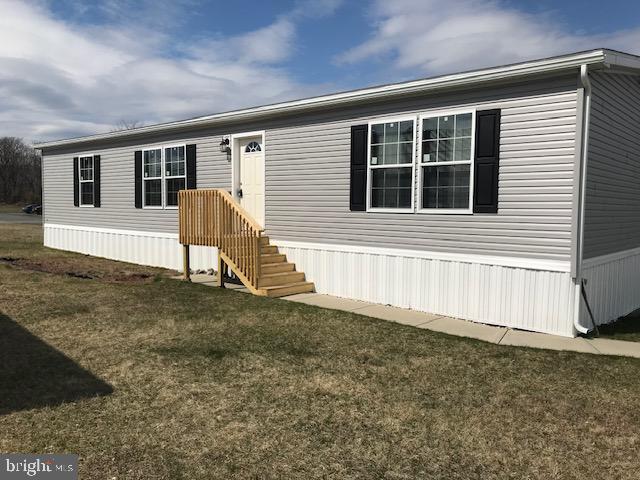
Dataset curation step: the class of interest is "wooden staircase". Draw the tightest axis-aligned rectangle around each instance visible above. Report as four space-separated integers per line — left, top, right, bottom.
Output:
178 189 314 298
256 236 314 297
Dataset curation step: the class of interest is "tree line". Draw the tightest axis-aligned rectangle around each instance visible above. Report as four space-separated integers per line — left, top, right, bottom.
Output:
0 137 41 205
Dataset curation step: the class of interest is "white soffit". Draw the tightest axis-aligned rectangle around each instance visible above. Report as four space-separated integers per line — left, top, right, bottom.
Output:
37 49 640 150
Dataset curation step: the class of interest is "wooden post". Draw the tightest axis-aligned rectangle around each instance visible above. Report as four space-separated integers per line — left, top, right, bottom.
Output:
217 251 225 288
183 244 191 281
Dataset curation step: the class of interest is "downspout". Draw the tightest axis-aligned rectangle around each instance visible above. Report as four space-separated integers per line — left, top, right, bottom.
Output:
573 64 592 335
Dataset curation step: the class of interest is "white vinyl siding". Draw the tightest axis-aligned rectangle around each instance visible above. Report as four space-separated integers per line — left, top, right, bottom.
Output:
265 75 578 262
583 72 640 259
41 75 578 262
42 132 228 233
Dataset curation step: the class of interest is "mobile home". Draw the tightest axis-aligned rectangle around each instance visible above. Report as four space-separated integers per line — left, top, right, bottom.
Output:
37 49 640 337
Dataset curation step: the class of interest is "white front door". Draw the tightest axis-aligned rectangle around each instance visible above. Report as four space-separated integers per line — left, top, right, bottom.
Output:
239 137 265 228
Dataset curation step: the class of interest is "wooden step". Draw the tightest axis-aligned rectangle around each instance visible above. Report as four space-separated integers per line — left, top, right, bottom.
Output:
260 245 279 254
259 236 270 246
258 271 305 288
261 253 286 264
261 262 295 275
262 281 315 298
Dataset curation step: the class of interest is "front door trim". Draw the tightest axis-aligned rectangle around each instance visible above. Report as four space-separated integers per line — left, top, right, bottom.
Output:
230 130 266 222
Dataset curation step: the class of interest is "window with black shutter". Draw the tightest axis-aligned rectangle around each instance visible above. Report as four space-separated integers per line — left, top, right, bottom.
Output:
473 109 501 214
73 156 79 207
78 155 95 207
137 144 196 209
350 124 368 211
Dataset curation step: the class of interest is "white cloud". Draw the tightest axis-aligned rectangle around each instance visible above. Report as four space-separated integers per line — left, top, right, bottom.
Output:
337 0 640 76
0 0 339 142
187 18 297 64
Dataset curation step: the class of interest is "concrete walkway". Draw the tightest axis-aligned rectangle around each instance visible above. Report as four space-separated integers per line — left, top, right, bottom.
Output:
183 274 640 359
0 212 42 224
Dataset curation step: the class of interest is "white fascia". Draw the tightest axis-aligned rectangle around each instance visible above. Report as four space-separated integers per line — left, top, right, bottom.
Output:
37 49 627 150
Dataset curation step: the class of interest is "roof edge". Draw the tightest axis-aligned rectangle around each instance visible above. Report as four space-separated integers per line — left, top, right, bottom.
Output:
38 48 628 150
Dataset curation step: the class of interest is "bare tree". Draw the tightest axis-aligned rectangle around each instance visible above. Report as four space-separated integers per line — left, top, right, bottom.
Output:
0 137 41 204
111 120 144 132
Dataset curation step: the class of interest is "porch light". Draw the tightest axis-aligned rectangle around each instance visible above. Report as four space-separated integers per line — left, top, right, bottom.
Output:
219 137 230 153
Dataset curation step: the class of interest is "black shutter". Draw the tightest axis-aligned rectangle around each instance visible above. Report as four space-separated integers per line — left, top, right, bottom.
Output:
473 109 501 214
134 150 142 208
350 124 368 211
73 156 79 207
93 155 101 207
186 144 197 189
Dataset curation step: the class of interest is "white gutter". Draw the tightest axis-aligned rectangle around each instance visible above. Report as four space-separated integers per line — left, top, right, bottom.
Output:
573 64 592 335
36 49 616 149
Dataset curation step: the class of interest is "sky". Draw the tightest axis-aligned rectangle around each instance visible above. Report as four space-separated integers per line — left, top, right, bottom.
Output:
2 0 640 142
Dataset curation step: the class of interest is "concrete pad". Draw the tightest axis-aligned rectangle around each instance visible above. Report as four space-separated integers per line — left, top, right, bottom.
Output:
586 338 640 359
281 292 319 302
354 304 440 326
499 329 600 354
420 316 507 343
189 274 217 285
176 275 251 293
171 274 216 286
288 294 374 312
222 282 246 289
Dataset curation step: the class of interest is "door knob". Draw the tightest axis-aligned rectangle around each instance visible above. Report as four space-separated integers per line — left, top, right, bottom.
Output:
237 188 243 198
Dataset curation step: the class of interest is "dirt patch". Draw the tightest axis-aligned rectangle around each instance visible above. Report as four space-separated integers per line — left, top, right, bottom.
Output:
0 256 159 284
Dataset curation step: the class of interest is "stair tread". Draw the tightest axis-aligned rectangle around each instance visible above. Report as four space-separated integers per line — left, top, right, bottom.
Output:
261 263 296 274
262 281 314 290
258 270 304 287
260 271 301 278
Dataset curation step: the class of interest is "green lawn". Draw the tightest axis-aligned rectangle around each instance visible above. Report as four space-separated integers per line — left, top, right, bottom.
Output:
2 224 640 479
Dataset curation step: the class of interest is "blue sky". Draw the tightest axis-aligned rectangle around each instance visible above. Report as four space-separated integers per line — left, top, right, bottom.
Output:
2 0 639 141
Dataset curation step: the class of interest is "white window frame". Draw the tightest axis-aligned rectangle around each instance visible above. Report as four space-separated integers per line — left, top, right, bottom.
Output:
163 143 187 210
417 108 476 215
142 147 163 209
141 143 186 209
366 115 416 213
78 154 95 208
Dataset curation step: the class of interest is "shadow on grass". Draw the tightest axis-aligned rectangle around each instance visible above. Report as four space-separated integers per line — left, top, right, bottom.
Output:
596 309 640 342
0 313 113 415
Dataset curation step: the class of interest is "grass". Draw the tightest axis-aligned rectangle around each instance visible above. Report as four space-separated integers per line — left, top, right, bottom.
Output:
597 310 640 342
0 203 24 213
2 223 640 479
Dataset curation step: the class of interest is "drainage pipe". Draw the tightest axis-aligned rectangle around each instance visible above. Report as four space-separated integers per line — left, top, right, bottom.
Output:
573 64 592 335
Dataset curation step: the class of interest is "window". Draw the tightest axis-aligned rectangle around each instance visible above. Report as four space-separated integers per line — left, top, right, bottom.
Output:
245 141 261 152
79 155 94 206
142 145 186 208
368 118 415 210
164 146 186 207
419 111 474 212
143 148 162 207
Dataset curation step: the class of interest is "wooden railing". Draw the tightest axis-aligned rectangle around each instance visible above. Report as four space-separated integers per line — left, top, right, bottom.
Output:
179 189 263 288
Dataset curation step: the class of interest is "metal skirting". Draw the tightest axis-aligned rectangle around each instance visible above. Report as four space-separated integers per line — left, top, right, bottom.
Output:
581 247 640 327
276 241 576 337
44 223 578 336
44 223 217 272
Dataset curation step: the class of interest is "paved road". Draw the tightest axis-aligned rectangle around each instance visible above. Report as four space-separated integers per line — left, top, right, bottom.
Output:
0 212 42 224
